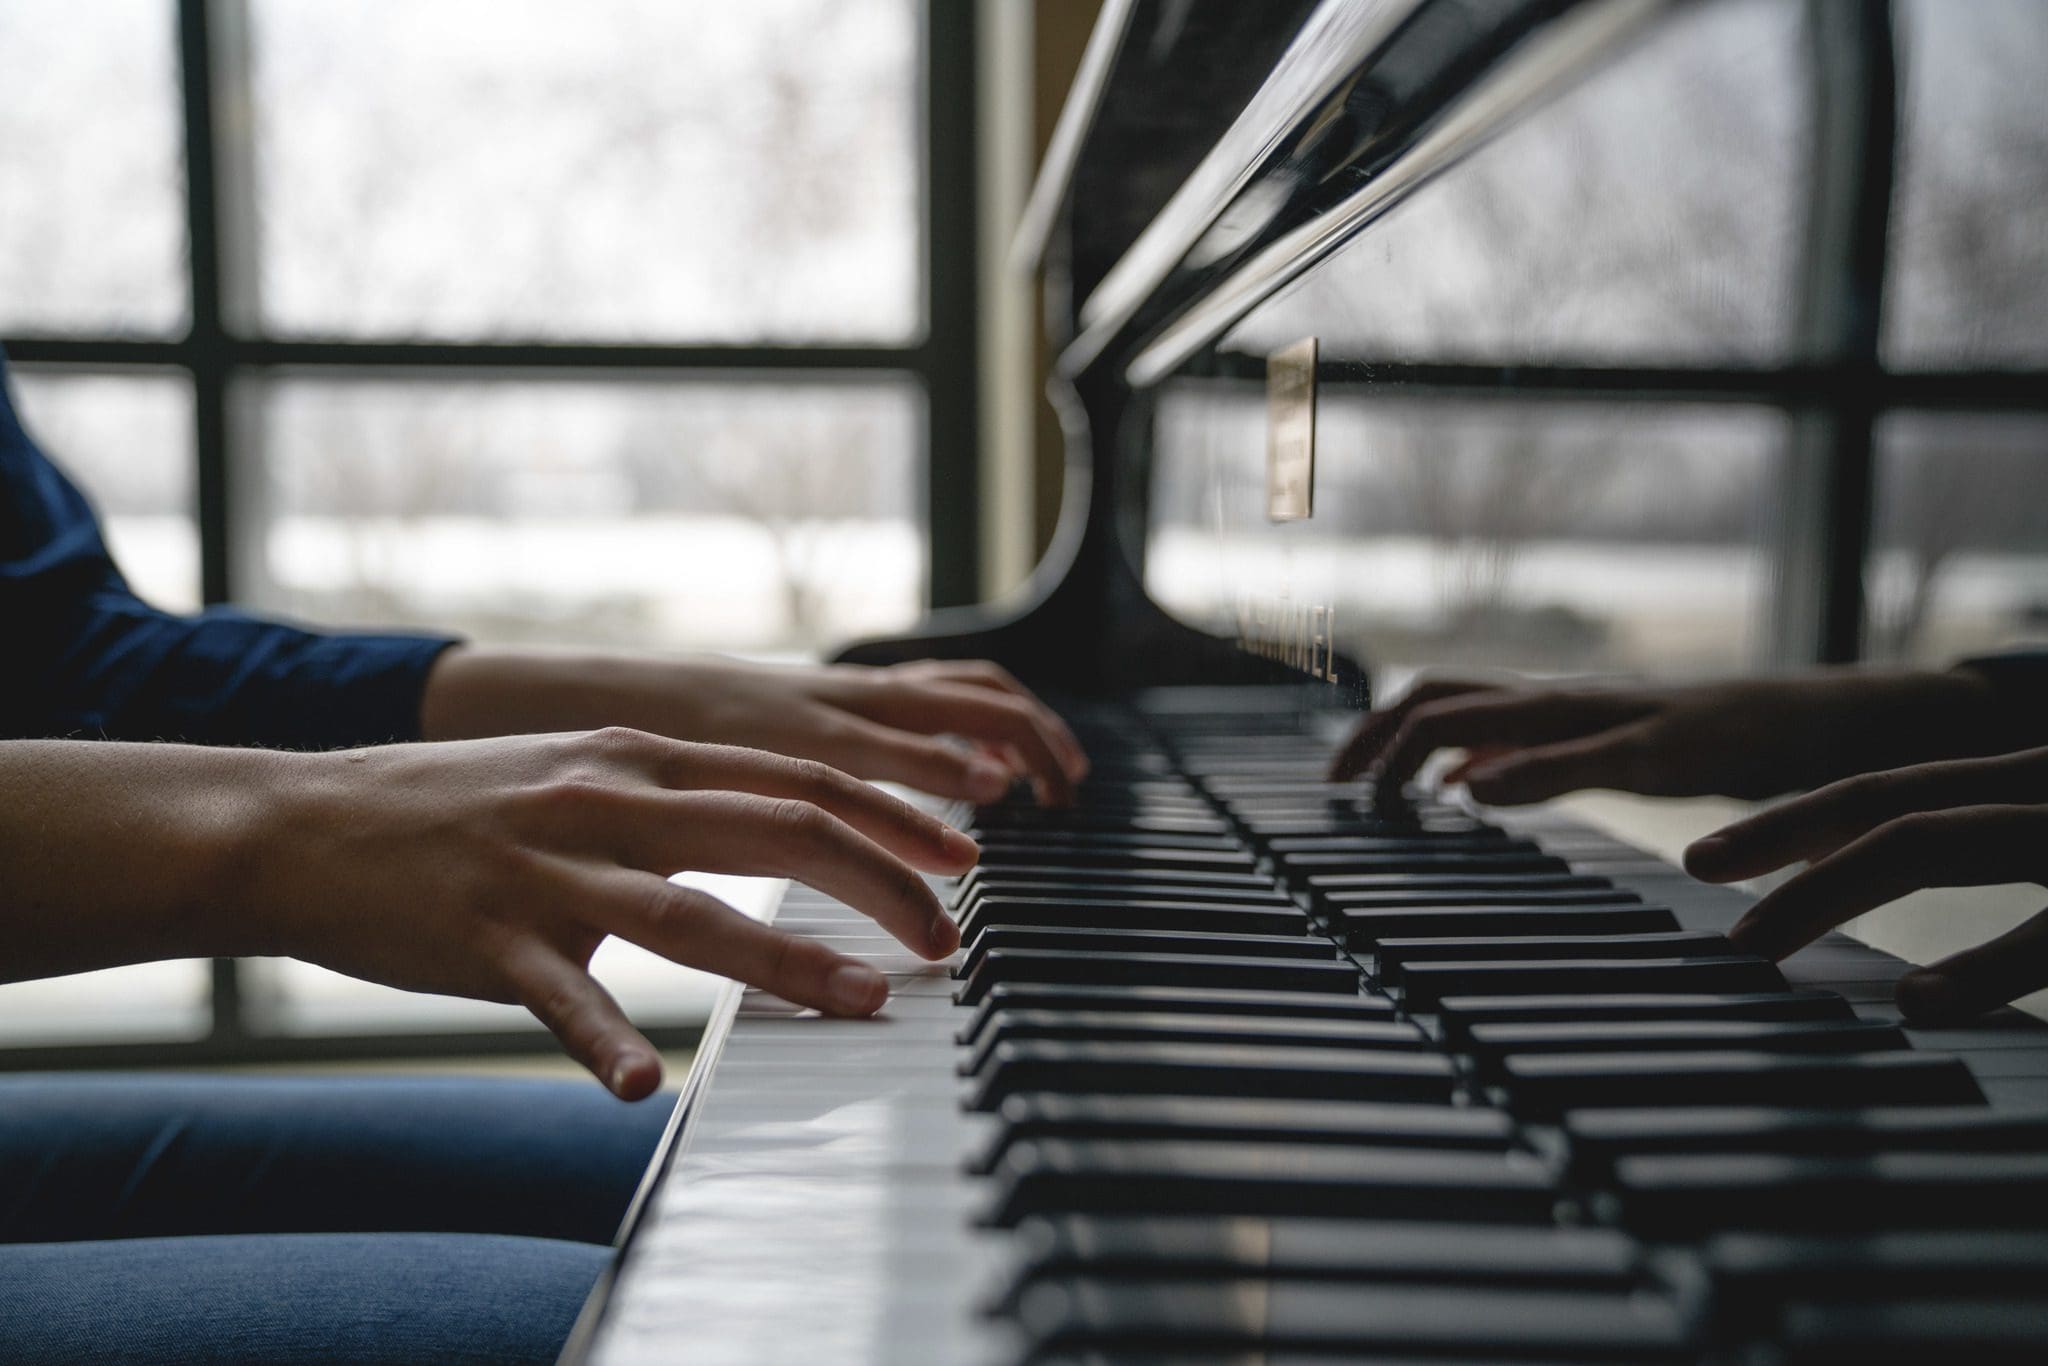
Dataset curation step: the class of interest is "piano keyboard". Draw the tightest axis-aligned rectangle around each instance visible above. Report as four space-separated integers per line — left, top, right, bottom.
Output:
571 693 2048 1365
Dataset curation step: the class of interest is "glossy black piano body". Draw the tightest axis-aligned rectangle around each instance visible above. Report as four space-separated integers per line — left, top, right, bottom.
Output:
567 2 2048 1362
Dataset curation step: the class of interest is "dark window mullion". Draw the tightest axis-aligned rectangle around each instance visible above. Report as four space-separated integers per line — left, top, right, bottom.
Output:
922 0 979 609
177 0 250 1041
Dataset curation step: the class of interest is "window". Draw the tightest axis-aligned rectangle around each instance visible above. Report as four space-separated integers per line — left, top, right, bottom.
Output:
1865 411 2048 665
0 0 975 1062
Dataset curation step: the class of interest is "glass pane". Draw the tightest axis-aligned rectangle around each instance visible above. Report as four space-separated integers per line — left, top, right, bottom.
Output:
0 962 211 1046
248 0 921 342
1226 0 1807 366
1864 411 2048 664
241 375 925 652
7 369 201 612
251 873 779 1036
1147 385 1784 680
1884 0 2048 368
0 0 188 334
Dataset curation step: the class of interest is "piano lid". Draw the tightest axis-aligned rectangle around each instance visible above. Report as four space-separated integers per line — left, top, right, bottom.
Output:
1062 0 1668 380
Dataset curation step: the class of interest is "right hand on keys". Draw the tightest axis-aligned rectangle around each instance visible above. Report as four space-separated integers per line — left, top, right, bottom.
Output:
1328 668 2012 812
0 729 975 1102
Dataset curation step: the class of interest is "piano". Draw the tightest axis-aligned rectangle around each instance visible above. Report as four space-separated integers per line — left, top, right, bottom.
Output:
565 2 2048 1361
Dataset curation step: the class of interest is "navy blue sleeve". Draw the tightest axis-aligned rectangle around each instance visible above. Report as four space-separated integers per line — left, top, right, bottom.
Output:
1 354 458 749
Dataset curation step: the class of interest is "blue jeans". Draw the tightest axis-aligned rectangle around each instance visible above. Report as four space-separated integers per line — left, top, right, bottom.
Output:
0 1074 671 1364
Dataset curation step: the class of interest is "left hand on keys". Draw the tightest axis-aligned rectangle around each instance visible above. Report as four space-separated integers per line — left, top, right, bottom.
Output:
1688 746 2048 1023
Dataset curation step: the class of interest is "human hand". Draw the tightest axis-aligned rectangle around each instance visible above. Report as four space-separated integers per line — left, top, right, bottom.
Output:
1686 746 2048 1023
423 650 1088 806
237 728 978 1098
1328 668 2001 812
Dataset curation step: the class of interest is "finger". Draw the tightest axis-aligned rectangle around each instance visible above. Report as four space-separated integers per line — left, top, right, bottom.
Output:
1459 722 1660 806
824 713 1017 805
586 873 891 1018
1440 745 1515 785
613 732 979 875
611 791 958 957
909 662 1089 780
853 684 1078 807
508 943 663 1101
1329 678 1500 780
1897 905 2048 1025
1727 804 2045 961
1370 690 1650 810
1688 752 2045 884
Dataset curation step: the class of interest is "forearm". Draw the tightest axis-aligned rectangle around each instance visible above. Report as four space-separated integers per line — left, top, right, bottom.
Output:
1780 666 2012 789
0 740 284 980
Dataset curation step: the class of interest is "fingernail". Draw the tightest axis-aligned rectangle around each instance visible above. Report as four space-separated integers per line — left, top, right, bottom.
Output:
608 1056 647 1098
827 962 888 1014
940 826 981 865
966 761 1011 803
1687 835 1728 869
929 912 961 957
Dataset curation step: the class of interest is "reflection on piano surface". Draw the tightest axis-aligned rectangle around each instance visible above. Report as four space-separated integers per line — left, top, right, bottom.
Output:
566 1 2048 1360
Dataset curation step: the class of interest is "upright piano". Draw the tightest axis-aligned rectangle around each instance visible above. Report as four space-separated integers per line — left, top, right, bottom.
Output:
565 2 2048 1360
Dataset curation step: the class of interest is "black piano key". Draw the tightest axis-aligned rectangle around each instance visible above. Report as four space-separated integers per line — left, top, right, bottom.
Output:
970 811 1227 836
1613 1150 2048 1235
1437 990 1856 1050
1776 1295 2048 1358
971 1096 1513 1174
956 926 1336 979
965 1041 1455 1112
1318 880 1638 913
1563 1105 2048 1176
994 1217 1642 1313
955 880 1295 915
985 1140 1556 1227
961 1011 1426 1077
1310 872 1617 896
1705 1228 2048 1302
1281 850 1572 878
954 949 1363 1007
1376 930 1738 986
1401 956 1788 1010
971 846 1258 876
957 865 1279 898
1342 904 1679 949
1775 1294 2048 1358
958 985 1397 1049
1010 1277 1694 1361
1464 1019 1907 1080
955 896 1311 943
1244 821 1505 841
1264 834 1541 856
968 830 1244 853
1503 1049 1985 1119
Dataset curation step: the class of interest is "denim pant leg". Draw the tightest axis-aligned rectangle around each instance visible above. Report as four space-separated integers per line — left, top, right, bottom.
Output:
0 1231 610 1365
0 1073 672 1244
0 1074 671 1363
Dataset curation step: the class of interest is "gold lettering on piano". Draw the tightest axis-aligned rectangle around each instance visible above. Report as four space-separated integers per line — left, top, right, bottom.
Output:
1266 336 1317 522
1235 592 1339 683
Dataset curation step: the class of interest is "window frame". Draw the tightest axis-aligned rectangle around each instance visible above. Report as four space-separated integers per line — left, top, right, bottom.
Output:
0 0 978 1066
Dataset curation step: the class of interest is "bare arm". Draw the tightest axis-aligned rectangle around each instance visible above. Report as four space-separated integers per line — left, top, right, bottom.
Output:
0 730 978 1098
420 649 1089 806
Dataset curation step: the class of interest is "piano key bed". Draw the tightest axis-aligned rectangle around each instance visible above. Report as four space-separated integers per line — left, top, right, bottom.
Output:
569 696 2048 1365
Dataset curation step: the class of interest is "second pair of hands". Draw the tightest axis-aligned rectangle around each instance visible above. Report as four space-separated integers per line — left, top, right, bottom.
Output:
1334 668 2048 1023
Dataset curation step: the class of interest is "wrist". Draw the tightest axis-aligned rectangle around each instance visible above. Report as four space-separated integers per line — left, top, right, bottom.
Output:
1794 666 2001 784
174 747 314 959
419 645 596 740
